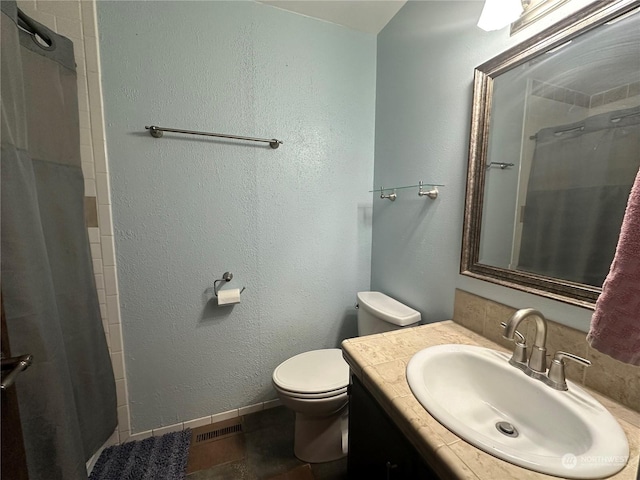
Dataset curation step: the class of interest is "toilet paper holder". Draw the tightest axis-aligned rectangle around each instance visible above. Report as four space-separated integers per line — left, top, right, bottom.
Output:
213 272 246 297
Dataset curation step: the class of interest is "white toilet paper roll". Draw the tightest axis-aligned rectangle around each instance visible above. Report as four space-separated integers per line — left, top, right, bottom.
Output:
217 288 241 306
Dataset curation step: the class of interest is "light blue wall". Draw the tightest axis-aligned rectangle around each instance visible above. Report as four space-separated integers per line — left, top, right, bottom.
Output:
98 1 376 432
372 1 593 330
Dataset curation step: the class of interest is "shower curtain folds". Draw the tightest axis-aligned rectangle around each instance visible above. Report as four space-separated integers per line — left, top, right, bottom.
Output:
518 105 640 287
1 3 117 479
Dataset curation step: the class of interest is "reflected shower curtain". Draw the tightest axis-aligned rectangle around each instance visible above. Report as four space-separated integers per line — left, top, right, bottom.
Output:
518 106 640 287
1 3 117 479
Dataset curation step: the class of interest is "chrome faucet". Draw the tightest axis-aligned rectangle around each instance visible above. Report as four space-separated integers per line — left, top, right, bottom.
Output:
502 308 592 391
503 308 548 375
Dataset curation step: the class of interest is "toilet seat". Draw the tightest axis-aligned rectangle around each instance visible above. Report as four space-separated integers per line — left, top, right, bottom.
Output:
274 383 348 400
273 348 349 396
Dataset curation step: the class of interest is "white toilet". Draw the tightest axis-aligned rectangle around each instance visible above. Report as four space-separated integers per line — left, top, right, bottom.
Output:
272 291 421 463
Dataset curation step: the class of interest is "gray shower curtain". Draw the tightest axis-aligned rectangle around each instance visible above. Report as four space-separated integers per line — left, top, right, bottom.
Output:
518 105 640 287
1 3 117 479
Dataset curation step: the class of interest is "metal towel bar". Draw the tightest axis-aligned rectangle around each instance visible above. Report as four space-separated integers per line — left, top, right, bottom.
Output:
145 125 283 149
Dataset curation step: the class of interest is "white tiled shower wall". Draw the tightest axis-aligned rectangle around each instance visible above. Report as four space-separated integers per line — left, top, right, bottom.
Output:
16 0 130 445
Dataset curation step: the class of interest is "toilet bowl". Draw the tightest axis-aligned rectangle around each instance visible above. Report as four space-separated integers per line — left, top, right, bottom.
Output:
272 292 421 463
272 349 349 463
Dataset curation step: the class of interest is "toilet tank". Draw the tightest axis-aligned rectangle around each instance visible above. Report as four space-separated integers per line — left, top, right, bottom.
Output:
356 291 421 336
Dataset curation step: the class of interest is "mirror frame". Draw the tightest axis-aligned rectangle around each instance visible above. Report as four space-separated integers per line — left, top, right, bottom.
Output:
510 0 571 36
461 0 640 310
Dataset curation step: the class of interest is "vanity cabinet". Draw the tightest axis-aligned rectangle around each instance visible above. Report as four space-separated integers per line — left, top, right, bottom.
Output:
347 375 439 479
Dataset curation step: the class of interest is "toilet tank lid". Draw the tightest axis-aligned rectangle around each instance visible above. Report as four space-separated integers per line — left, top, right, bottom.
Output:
357 291 421 326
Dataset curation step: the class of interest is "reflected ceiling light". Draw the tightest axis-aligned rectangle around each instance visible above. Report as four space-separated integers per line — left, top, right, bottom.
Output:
477 0 524 31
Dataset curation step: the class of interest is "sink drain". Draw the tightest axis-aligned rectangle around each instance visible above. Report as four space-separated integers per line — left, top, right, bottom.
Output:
496 421 519 438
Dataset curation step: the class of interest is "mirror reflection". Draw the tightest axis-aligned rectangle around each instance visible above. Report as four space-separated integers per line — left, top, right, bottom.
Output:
479 8 640 289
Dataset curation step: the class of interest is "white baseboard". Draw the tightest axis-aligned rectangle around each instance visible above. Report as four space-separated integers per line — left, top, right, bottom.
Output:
126 398 282 443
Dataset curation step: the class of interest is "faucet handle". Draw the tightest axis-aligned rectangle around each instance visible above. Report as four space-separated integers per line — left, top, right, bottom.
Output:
500 322 528 365
547 351 591 391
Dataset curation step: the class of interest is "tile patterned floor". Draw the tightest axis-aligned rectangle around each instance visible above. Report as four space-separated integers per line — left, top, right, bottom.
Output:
186 406 347 480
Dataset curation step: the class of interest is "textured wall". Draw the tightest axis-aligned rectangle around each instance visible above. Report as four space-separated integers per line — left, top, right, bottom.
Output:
372 0 594 331
98 1 376 432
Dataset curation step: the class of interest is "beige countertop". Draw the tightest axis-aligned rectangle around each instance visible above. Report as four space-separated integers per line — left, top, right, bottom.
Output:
341 321 640 480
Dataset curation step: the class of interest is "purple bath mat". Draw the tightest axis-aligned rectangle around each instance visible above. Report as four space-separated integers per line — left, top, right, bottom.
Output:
89 429 191 480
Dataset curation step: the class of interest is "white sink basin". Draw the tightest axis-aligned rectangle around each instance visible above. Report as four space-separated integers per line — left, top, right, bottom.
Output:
406 344 629 479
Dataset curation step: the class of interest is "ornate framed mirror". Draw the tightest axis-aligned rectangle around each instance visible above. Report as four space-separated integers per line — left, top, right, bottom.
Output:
461 0 640 309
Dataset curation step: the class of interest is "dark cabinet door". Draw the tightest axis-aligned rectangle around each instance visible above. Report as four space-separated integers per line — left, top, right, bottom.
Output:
347 375 438 480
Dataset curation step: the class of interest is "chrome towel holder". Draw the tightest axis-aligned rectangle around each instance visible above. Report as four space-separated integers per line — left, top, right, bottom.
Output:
145 125 283 149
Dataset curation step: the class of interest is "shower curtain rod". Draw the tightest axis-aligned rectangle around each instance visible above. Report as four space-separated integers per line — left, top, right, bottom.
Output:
145 125 283 149
530 125 584 140
610 110 640 123
529 112 640 140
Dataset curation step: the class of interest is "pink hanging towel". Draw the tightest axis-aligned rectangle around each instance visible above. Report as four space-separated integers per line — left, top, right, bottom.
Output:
587 168 640 366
